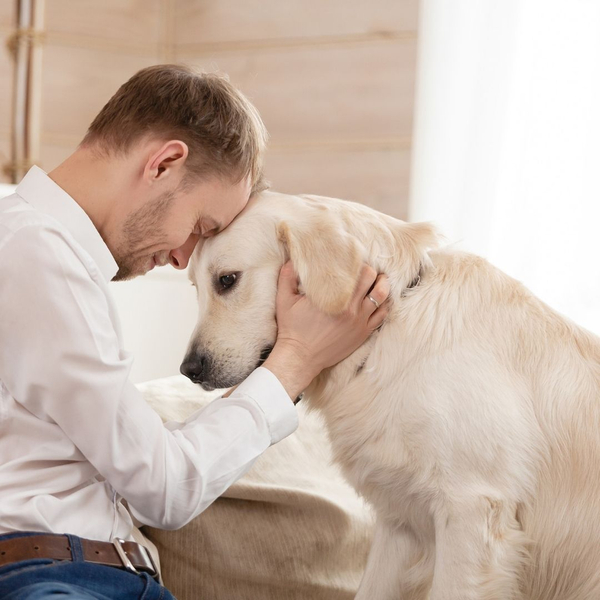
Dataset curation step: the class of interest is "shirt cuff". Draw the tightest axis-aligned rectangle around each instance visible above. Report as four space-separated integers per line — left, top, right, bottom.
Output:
231 367 299 445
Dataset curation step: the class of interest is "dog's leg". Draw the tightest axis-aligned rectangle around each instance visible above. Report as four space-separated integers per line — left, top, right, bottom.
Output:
429 497 526 600
355 519 433 600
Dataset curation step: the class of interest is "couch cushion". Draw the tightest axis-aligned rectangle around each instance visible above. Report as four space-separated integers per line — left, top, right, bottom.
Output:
138 375 373 600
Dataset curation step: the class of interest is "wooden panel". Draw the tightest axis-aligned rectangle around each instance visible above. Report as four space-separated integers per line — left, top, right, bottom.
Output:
178 39 416 145
41 144 411 218
0 137 10 183
264 147 410 219
0 1 15 30
175 0 418 47
0 38 12 136
41 44 159 140
45 0 161 47
39 142 73 173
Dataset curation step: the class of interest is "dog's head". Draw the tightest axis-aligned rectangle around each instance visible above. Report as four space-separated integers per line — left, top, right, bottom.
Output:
180 192 436 390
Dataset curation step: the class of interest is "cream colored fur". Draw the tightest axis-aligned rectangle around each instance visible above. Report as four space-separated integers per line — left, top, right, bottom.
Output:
186 191 600 599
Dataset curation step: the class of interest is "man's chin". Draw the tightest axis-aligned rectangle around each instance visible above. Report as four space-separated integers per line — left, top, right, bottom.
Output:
111 262 150 282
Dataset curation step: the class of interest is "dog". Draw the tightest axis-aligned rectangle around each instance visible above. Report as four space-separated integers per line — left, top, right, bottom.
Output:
181 191 600 599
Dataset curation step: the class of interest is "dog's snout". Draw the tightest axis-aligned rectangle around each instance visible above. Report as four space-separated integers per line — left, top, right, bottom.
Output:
180 354 206 383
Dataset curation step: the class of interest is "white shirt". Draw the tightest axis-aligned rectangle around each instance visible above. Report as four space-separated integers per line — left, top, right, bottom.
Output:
0 166 298 543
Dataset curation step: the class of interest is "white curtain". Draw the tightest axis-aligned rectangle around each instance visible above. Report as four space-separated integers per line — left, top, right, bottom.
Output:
409 0 600 334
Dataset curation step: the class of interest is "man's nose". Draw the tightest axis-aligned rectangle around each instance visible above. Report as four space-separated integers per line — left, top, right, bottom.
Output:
180 353 206 383
169 233 200 270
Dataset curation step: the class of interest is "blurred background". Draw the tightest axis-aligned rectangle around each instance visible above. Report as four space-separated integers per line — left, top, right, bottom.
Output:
0 0 414 214
1 0 599 382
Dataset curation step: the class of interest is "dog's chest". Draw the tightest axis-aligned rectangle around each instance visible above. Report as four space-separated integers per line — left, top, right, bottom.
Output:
315 388 440 529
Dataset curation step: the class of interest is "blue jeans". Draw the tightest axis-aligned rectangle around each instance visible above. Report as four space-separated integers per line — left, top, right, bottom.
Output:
0 532 176 599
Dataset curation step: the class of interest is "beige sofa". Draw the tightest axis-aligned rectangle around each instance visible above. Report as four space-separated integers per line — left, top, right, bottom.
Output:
139 375 373 600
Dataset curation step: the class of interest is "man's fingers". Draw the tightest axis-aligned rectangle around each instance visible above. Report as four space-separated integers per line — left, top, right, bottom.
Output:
276 261 299 305
363 273 390 315
367 299 390 330
366 274 391 330
351 265 378 311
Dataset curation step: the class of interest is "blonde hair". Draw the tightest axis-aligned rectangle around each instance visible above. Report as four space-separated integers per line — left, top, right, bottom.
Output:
82 64 268 189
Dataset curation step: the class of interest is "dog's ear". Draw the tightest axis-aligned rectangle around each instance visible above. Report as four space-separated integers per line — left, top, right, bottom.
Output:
395 221 439 256
390 221 439 281
277 213 364 315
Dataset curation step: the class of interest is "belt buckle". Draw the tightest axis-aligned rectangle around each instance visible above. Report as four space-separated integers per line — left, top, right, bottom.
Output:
140 542 160 582
111 538 159 582
112 538 140 576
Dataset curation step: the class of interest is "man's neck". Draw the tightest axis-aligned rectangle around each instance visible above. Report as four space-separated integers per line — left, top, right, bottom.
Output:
48 146 122 238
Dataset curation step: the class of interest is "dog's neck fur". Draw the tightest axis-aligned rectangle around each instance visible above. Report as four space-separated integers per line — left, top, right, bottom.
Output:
403 267 423 294
353 264 423 377
302 205 435 418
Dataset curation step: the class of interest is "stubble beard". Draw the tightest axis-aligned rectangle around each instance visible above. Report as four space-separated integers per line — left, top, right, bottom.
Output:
111 190 174 281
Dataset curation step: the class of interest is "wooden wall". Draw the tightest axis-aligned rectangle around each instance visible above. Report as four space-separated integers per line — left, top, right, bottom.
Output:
1 0 418 218
0 1 15 179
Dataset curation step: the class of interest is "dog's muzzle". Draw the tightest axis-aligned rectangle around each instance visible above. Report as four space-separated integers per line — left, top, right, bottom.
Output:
180 353 216 390
180 345 275 391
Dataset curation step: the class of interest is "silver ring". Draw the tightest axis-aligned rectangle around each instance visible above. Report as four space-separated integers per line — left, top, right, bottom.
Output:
368 295 380 309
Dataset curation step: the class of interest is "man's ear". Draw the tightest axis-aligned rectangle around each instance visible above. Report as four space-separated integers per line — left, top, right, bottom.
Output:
277 211 364 315
144 140 189 183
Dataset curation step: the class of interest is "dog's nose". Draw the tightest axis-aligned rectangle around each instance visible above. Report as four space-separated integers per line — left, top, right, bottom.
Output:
180 354 205 383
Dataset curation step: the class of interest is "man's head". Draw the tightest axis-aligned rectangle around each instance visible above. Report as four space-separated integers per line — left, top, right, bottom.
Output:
63 64 269 280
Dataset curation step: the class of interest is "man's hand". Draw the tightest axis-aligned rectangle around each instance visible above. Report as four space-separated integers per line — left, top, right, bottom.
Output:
263 261 390 401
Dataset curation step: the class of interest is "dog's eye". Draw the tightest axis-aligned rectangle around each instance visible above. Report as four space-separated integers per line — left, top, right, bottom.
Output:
215 272 239 294
220 274 236 288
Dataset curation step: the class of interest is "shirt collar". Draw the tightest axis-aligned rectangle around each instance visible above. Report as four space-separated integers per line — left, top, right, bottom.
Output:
16 166 119 282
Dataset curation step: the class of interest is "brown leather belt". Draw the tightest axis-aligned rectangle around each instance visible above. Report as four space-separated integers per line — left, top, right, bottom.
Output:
0 534 158 580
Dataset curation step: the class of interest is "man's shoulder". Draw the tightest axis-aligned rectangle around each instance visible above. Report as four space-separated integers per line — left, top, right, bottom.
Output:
0 193 93 283
1 192 74 247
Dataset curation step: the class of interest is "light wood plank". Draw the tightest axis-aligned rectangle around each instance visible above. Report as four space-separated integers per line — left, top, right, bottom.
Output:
45 0 161 48
39 142 72 172
0 1 15 30
178 39 416 145
41 141 410 218
265 147 410 219
175 0 418 47
41 45 159 139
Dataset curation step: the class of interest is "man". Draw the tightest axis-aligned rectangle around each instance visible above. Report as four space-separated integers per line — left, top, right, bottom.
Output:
0 64 389 599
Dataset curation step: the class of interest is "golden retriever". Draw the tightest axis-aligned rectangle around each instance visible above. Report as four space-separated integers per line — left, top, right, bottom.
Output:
182 191 600 600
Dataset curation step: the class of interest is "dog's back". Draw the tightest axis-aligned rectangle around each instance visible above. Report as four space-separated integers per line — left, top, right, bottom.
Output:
305 212 600 598
434 250 600 599
511 298 600 599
